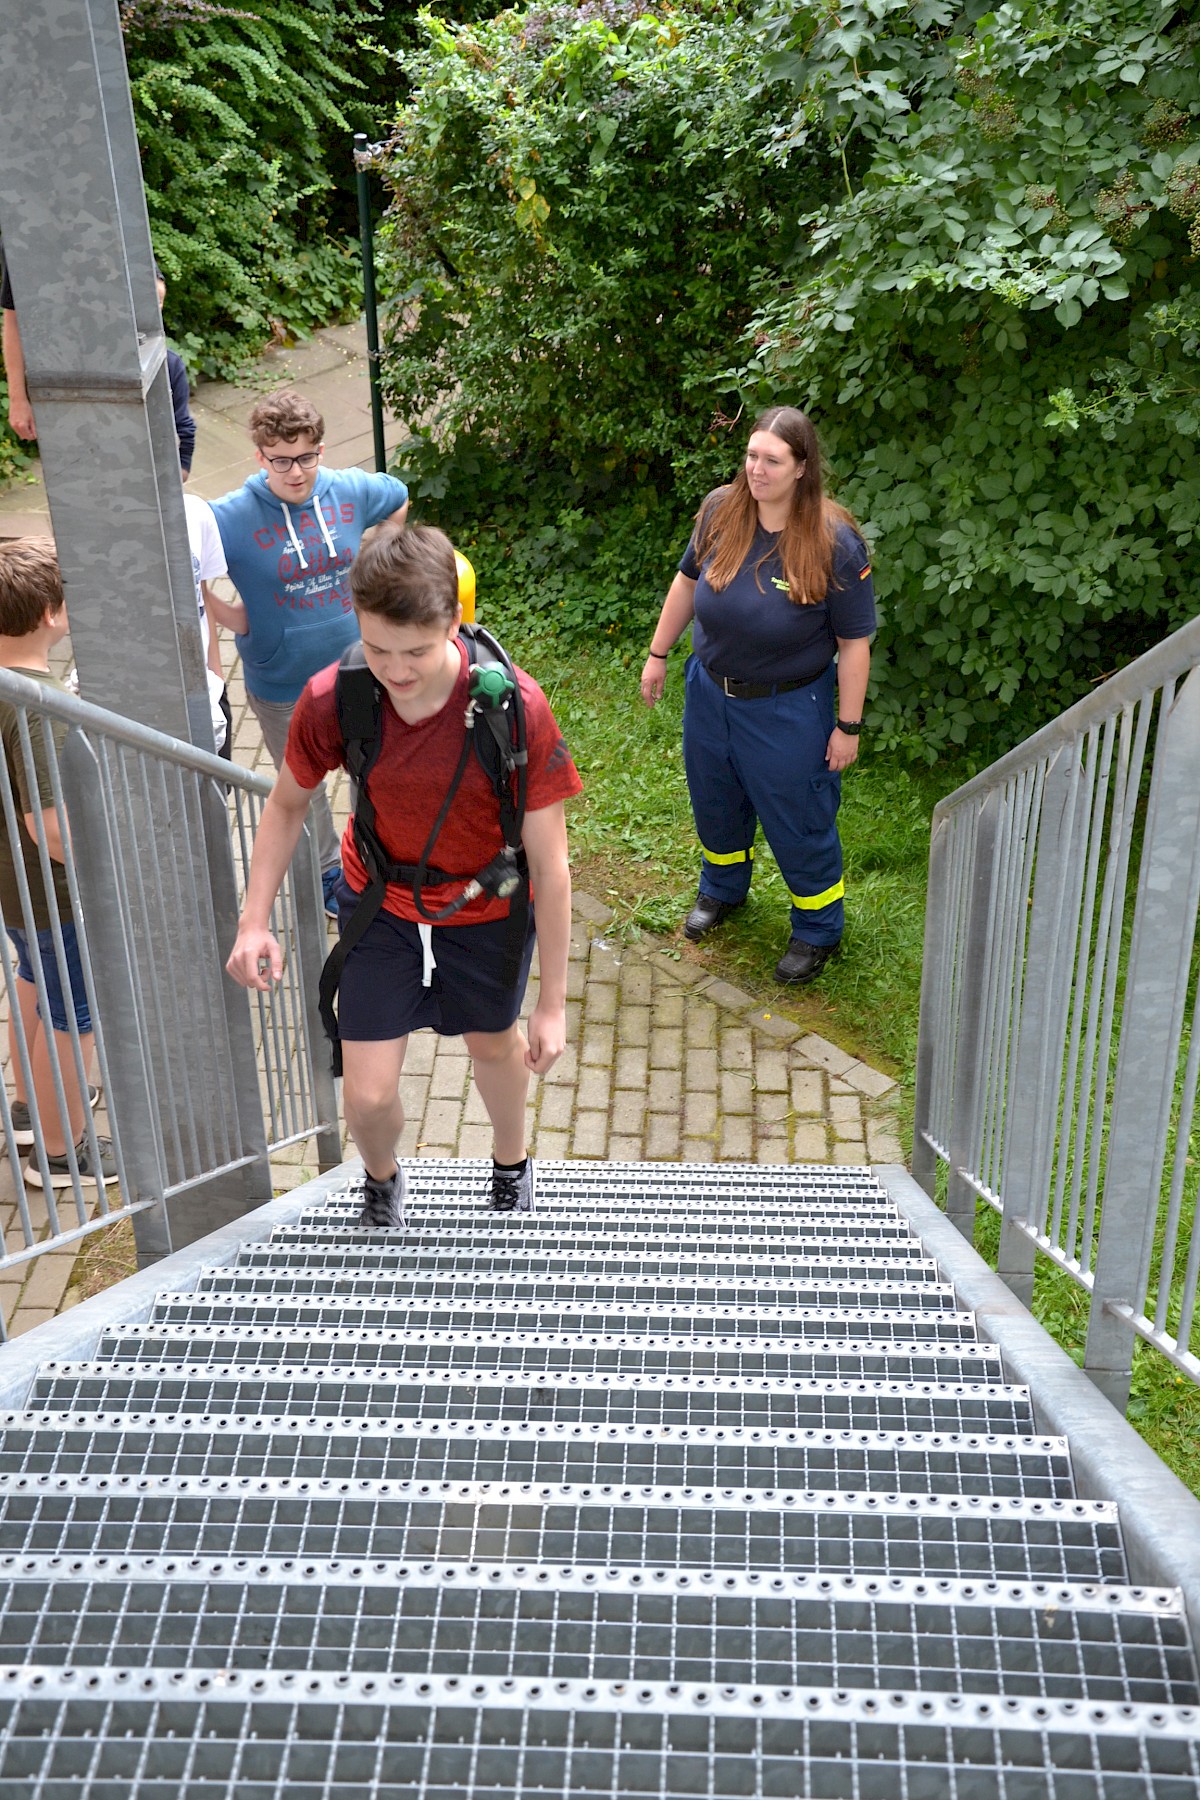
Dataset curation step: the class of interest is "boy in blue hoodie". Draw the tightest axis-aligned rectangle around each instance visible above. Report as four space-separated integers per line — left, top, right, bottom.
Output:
208 389 409 912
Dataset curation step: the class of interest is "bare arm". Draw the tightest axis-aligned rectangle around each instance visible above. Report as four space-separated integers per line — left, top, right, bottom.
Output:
225 765 319 989
203 581 248 636
2 309 35 440
201 582 226 677
520 799 571 1075
827 637 870 772
640 571 696 707
385 500 409 528
24 806 64 864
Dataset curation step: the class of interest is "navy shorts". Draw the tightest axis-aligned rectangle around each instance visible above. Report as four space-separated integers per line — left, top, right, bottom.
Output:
334 883 536 1042
7 920 92 1034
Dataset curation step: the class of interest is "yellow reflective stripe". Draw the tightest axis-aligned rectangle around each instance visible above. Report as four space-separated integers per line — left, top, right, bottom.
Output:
700 844 755 866
789 879 845 910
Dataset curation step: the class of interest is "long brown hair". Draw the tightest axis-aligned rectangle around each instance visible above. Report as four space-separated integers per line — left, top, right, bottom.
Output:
696 407 861 605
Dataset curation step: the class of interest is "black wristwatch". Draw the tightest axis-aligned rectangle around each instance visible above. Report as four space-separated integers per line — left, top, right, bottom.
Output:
836 718 862 736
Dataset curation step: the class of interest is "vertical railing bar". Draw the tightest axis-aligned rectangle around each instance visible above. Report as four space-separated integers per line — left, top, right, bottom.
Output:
1155 969 1200 1339
1048 722 1102 1251
973 782 1013 1193
1063 714 1121 1263
1081 694 1154 1272
171 763 232 1178
938 809 974 1159
137 753 189 1181
992 764 1042 1198
1028 744 1085 1241
996 762 1046 1205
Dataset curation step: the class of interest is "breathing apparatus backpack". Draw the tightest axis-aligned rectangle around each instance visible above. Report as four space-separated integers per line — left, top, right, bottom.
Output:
317 622 529 1075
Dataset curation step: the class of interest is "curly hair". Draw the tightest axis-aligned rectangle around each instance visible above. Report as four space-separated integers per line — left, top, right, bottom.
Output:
248 389 324 447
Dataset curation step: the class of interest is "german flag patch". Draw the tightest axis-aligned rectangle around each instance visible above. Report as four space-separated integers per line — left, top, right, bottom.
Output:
859 563 871 580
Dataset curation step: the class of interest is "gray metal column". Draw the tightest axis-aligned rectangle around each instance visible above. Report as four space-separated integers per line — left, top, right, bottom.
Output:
996 749 1082 1306
0 0 209 748
1083 668 1200 1409
0 0 273 1241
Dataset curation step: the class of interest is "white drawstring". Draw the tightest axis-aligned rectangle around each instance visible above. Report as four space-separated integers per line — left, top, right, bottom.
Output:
280 502 308 570
418 922 437 989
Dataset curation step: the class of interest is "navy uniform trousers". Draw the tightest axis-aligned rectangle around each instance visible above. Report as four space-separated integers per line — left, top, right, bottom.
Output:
682 656 844 946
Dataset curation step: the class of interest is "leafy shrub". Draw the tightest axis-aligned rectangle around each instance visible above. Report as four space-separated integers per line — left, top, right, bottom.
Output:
123 0 379 377
375 1 818 503
742 0 1200 760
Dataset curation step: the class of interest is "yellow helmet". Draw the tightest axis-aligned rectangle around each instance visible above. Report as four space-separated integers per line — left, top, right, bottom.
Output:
455 550 476 624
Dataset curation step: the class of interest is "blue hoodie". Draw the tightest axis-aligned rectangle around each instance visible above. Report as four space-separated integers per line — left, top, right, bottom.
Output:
210 465 408 703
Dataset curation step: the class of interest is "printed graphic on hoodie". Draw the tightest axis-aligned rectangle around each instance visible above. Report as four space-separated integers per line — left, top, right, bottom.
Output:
211 466 409 705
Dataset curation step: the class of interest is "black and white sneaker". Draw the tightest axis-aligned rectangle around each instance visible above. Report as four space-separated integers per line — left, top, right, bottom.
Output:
357 1165 407 1229
488 1157 535 1215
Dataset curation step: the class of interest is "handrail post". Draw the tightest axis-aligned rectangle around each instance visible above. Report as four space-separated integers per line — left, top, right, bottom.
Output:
911 813 952 1198
996 747 1082 1306
354 132 388 475
289 828 343 1173
945 789 1001 1240
1083 667 1200 1409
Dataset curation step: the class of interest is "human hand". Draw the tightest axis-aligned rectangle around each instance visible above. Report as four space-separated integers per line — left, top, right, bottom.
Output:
525 1001 566 1074
825 728 859 773
7 394 35 440
640 655 667 708
226 925 283 990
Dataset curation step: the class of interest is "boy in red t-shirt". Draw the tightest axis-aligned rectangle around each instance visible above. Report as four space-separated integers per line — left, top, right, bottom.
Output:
226 525 581 1225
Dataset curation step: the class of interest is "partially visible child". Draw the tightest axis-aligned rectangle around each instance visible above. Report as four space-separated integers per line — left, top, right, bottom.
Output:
0 539 115 1187
155 264 196 480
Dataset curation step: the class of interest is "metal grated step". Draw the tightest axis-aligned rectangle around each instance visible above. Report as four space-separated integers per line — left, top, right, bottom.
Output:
4 1666 1198 1800
0 1474 1126 1582
2 1156 1197 1798
28 1361 1032 1431
0 1558 1192 1704
0 1414 1075 1498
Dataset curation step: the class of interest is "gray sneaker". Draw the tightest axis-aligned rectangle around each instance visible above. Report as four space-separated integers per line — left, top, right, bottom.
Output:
25 1131 116 1189
488 1158 535 1215
357 1165 407 1229
9 1085 100 1149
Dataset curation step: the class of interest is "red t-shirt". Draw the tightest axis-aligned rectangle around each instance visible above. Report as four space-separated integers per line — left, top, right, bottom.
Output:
286 641 582 925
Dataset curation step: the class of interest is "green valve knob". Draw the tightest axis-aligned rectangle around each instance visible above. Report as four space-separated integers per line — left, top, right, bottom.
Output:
471 664 514 706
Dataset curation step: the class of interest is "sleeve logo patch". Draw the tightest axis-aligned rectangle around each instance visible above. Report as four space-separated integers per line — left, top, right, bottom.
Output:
859 564 872 580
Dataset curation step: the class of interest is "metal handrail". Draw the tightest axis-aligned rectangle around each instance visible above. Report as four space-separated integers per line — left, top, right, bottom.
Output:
0 668 340 1324
914 612 1200 1412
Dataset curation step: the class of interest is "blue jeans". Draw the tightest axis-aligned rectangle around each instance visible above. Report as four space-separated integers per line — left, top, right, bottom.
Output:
7 919 92 1033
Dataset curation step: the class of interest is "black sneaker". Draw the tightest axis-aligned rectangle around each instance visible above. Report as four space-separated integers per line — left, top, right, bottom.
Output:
357 1165 407 1229
488 1158 535 1215
9 1085 100 1149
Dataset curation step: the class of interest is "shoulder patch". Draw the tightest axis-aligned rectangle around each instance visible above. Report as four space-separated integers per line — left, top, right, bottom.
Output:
545 737 572 775
859 563 872 580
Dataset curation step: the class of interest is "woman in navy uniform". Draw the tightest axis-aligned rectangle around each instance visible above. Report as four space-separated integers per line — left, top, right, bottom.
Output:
640 406 875 983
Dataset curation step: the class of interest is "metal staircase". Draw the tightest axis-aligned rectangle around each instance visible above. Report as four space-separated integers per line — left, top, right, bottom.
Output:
0 1161 1198 1796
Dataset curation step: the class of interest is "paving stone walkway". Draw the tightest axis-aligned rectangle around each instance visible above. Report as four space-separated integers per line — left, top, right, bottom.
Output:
0 320 902 1338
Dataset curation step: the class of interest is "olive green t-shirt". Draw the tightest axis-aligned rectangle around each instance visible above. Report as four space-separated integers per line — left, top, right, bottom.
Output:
0 668 72 931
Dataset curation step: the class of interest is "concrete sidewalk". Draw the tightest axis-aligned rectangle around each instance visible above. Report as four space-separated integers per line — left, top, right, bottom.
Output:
0 319 902 1335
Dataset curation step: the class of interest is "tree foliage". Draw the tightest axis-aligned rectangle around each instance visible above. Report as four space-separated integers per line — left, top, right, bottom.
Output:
123 0 381 377
743 0 1200 756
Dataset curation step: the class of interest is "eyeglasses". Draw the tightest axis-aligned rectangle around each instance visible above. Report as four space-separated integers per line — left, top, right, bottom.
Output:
262 450 321 473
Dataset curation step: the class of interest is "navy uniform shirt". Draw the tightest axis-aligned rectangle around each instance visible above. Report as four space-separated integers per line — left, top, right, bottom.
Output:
681 504 877 686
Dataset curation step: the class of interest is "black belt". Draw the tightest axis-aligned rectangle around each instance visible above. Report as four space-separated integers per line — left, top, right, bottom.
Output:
702 661 830 700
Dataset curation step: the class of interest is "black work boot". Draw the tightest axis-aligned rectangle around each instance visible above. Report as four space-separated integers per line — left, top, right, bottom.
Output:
684 892 743 941
774 939 840 984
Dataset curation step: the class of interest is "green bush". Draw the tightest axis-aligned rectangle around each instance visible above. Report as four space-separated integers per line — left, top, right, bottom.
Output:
741 0 1200 760
374 0 823 635
123 0 380 377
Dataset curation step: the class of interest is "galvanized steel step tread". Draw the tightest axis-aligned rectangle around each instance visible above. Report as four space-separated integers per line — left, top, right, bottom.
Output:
0 1558 1192 1703
143 1297 964 1338
0 1413 1074 1499
2 1665 1197 1787
27 1363 1034 1432
0 1473 1126 1582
